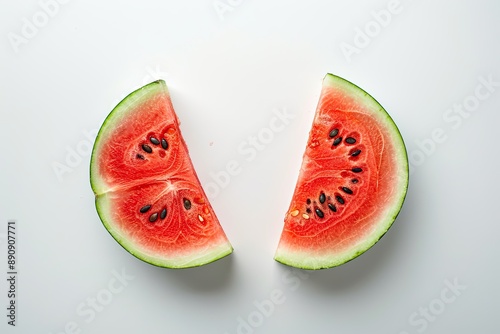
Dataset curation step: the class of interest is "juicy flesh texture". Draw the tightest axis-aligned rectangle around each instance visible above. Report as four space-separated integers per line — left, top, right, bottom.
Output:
276 75 406 268
92 83 231 266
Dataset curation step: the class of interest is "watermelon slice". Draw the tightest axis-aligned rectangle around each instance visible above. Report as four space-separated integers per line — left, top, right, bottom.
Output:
90 80 233 268
275 74 408 270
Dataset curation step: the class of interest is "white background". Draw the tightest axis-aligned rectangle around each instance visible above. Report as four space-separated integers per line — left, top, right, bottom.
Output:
1 1 499 333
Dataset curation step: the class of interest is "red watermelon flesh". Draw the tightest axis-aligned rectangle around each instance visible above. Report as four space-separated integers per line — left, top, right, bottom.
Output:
90 80 232 268
275 74 408 269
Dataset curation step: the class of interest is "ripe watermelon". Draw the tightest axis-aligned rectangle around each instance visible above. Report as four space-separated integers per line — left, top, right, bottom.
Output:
90 80 233 268
275 74 408 270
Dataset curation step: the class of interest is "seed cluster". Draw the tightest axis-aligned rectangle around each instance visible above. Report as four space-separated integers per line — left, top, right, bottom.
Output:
289 124 367 222
294 184 356 221
139 204 168 223
136 134 169 159
329 127 359 150
290 175 364 221
139 196 210 225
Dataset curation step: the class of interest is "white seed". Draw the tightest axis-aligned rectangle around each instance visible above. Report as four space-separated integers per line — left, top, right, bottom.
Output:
198 214 204 222
290 209 299 217
302 213 310 219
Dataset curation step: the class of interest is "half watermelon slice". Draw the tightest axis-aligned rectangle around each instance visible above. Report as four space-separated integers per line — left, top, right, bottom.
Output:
90 80 233 268
275 74 408 270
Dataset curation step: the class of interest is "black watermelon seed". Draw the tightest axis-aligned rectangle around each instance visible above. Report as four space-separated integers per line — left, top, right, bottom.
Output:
351 149 361 157
136 154 145 160
351 179 359 184
329 128 339 138
319 192 326 204
149 212 158 222
150 137 160 145
315 208 324 218
139 205 151 213
160 208 167 219
161 138 168 150
183 198 192 210
352 167 363 173
306 208 312 214
342 187 353 194
306 198 311 205
333 137 342 146
336 195 345 205
142 144 153 153
328 203 337 212
345 137 356 144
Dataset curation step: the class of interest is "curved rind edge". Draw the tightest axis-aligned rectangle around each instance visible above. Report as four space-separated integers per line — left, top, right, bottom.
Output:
95 183 233 269
274 73 409 270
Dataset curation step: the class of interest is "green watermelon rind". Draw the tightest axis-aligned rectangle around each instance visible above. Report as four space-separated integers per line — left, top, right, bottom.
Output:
274 73 409 270
97 192 233 269
90 80 233 269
